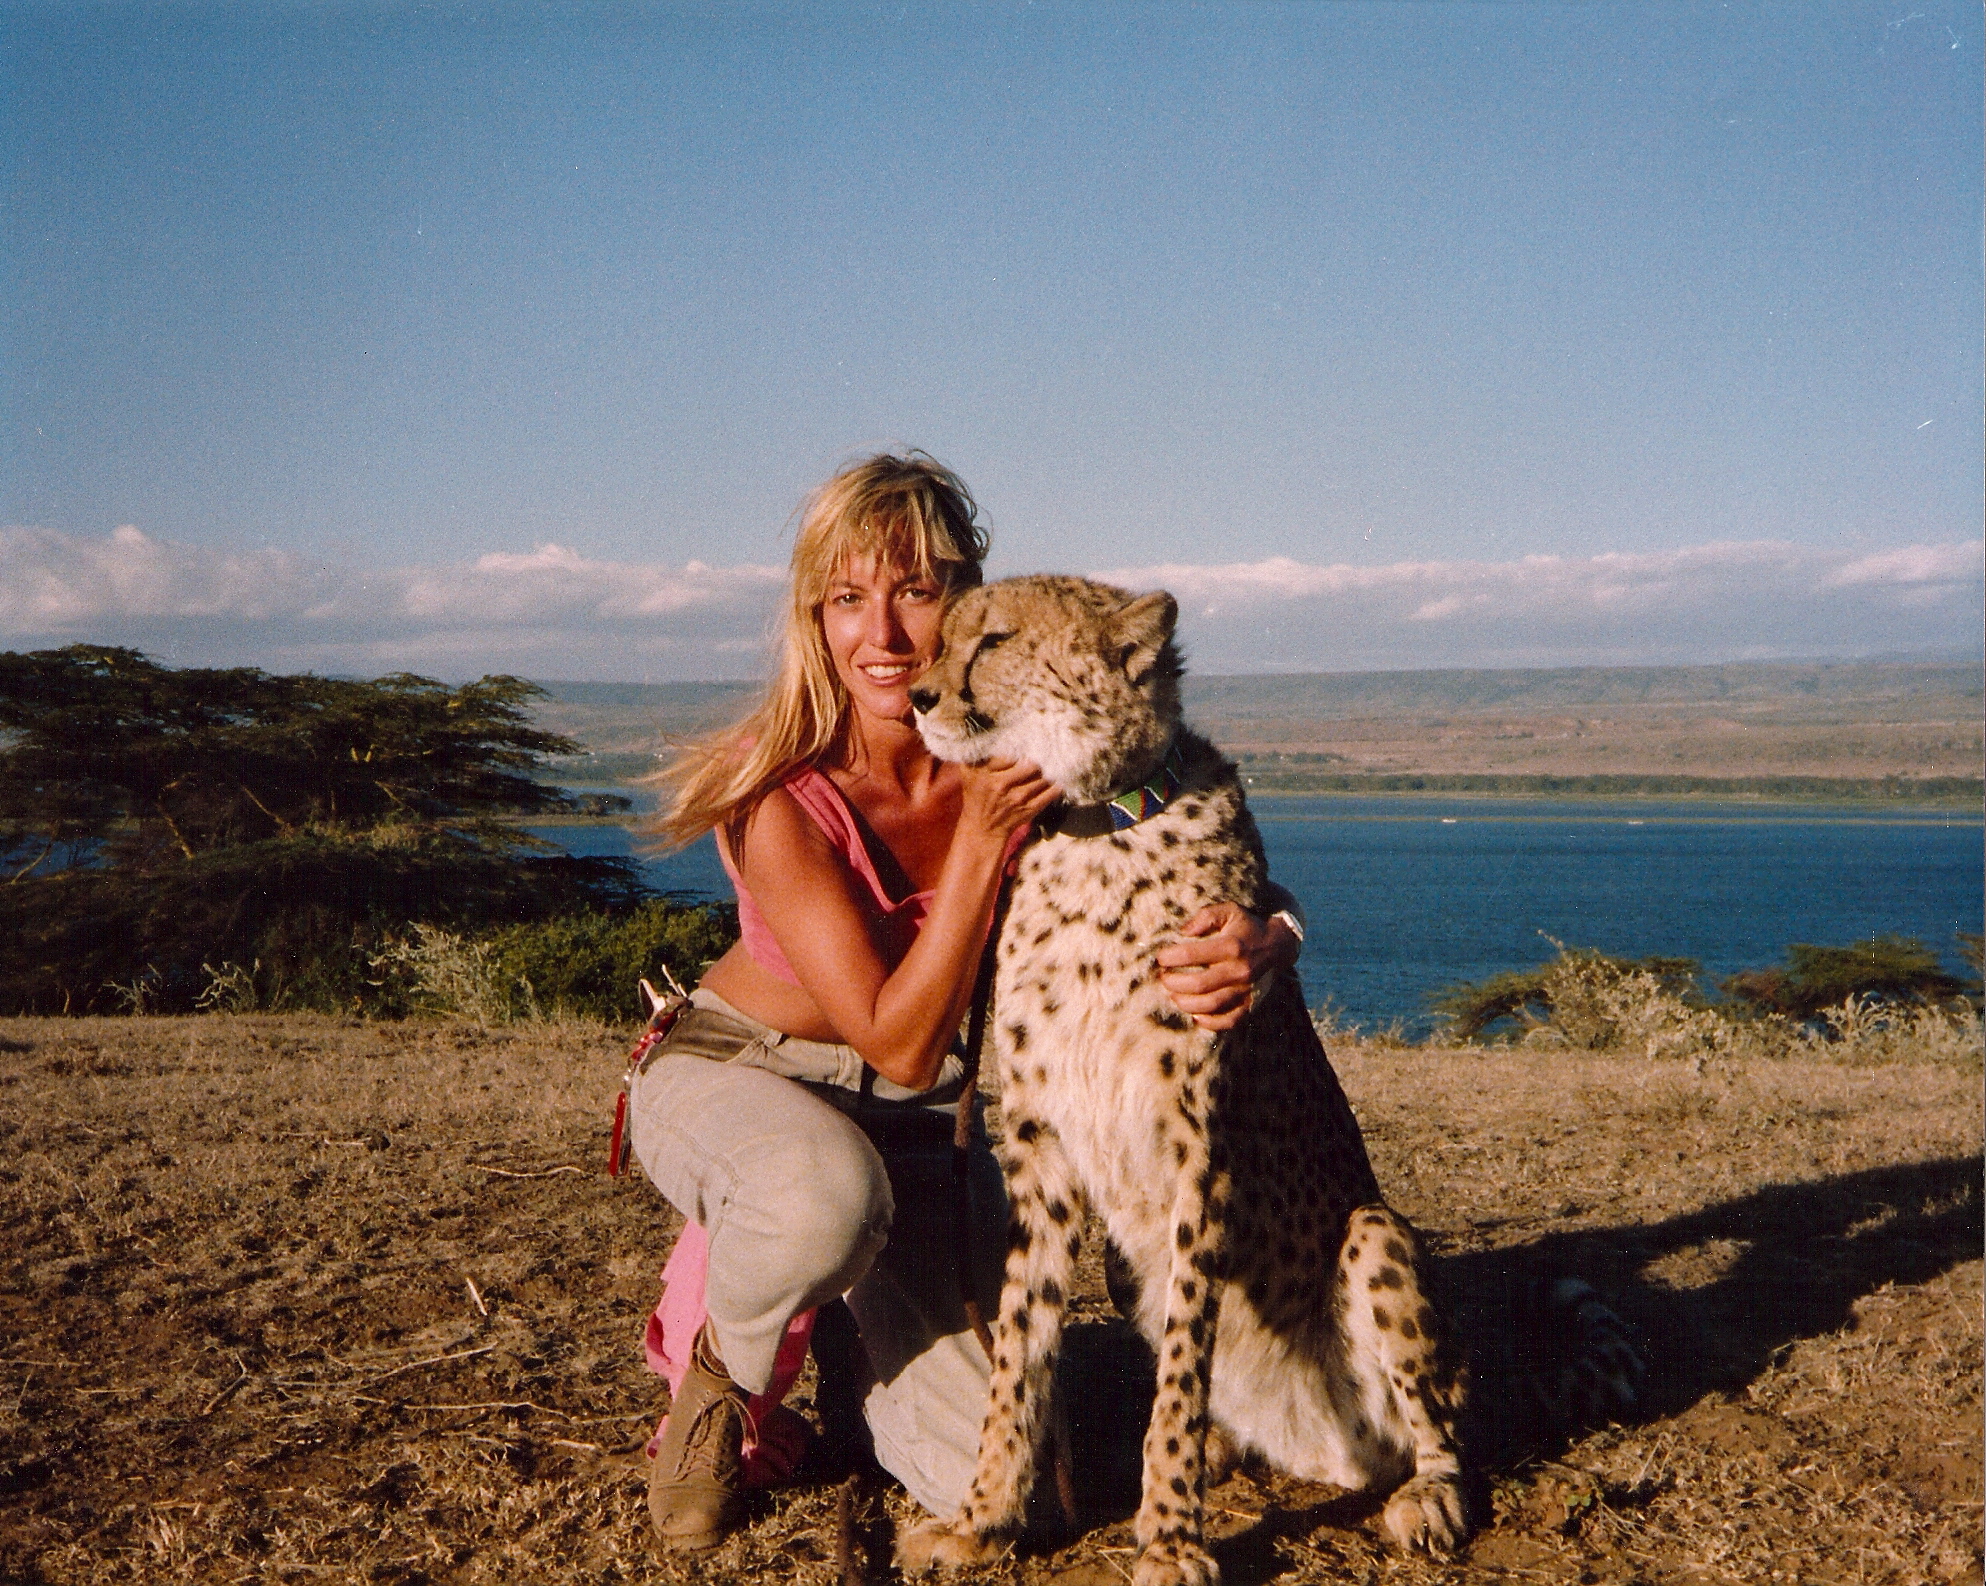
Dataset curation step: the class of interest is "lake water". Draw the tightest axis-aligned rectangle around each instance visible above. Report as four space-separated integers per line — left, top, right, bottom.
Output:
536 795 1984 1035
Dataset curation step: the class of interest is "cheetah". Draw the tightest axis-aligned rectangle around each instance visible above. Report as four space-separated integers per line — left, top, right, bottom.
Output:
897 575 1472 1586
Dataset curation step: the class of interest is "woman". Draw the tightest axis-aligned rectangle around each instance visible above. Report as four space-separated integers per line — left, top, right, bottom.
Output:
632 453 1299 1549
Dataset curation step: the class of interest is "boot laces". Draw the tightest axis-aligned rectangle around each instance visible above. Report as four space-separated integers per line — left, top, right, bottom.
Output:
674 1384 749 1483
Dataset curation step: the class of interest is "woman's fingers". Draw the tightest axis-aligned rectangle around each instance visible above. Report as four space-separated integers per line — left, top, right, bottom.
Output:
1156 903 1257 974
1159 955 1250 991
1157 918 1253 1029
959 757 1059 835
1163 976 1252 1031
1155 901 1300 1029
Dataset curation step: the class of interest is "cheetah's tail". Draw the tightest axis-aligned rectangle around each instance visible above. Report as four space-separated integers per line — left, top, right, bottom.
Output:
1516 1276 1646 1430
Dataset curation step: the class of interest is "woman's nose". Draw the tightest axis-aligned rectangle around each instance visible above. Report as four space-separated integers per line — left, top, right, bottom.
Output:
864 601 908 647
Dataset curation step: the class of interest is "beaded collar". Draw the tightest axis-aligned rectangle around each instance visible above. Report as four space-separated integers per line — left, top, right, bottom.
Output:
1104 739 1188 830
1038 742 1188 840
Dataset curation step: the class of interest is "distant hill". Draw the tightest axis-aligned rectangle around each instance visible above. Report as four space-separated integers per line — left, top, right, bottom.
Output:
536 659 1981 723
528 660 1984 795
531 680 756 716
526 681 755 772
1182 660 1983 719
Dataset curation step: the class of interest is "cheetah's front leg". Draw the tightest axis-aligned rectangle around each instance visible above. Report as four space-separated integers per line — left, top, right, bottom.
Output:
897 1110 1085 1574
1338 1206 1471 1555
1128 1101 1227 1586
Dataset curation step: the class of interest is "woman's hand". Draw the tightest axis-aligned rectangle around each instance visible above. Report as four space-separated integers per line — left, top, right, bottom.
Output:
1155 903 1302 1031
956 756 1060 846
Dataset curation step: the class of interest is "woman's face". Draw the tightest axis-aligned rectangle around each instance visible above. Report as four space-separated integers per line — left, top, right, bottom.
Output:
820 553 947 725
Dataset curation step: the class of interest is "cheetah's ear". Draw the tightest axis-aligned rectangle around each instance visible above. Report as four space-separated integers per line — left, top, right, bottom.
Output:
1106 590 1178 684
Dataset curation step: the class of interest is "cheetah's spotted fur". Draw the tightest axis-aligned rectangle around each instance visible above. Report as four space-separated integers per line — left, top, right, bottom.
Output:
897 576 1471 1586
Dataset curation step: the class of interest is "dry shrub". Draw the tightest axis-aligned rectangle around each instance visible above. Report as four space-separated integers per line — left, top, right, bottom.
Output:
1308 997 1414 1051
1530 955 1985 1069
1516 951 1735 1060
194 959 261 1014
1809 993 1986 1068
1397 947 1984 1070
368 925 540 1025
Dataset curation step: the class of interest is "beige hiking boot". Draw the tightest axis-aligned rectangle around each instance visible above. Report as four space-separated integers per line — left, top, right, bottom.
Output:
647 1322 749 1551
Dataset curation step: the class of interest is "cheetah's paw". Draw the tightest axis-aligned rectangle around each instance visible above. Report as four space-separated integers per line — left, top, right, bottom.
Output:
1132 1537 1220 1586
894 1518 1009 1574
1382 1472 1470 1556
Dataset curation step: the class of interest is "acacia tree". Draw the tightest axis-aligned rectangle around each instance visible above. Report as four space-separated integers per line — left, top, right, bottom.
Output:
1720 935 1971 1020
0 646 592 865
0 646 647 1013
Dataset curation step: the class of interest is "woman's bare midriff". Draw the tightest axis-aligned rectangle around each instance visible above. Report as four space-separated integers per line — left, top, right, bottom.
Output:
696 942 847 1044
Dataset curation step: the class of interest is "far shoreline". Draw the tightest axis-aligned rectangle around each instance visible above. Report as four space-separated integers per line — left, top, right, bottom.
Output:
1232 773 1984 809
520 775 1985 824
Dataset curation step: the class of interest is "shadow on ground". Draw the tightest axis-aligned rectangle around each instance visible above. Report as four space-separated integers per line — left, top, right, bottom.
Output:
1451 1152 1983 1460
1046 1153 1983 1547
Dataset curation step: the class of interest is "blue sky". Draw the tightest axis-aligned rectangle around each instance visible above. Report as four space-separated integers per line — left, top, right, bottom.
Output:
4 2 1980 679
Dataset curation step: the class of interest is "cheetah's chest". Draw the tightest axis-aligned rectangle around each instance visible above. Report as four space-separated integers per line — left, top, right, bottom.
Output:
993 795 1260 1213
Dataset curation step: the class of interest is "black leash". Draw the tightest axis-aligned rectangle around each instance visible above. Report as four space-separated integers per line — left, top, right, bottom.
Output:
951 872 1011 1359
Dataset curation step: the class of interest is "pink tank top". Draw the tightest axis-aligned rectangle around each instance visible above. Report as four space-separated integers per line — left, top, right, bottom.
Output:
718 767 936 987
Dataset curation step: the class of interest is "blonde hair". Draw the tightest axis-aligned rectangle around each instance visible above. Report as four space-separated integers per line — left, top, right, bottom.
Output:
652 452 988 847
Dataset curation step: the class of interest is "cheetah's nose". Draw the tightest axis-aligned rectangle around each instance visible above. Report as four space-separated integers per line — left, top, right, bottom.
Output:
908 688 938 714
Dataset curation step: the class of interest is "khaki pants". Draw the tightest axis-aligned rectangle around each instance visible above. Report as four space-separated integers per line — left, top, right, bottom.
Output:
626 988 1007 1516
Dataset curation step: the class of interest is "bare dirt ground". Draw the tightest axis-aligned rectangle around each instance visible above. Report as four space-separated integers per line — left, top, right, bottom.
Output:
3 1016 1978 1585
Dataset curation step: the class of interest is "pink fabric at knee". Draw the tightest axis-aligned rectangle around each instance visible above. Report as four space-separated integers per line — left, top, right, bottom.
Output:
642 1219 816 1488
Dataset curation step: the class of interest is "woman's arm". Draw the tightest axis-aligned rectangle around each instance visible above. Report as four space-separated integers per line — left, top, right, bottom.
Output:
733 760 1057 1091
1154 885 1305 1031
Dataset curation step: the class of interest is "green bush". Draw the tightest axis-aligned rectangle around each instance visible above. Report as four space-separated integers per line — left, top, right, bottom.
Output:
482 898 739 1023
1721 935 1970 1021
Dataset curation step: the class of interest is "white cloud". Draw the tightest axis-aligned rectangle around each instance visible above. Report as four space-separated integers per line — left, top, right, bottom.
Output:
1091 539 1985 672
3 525 1979 679
1822 541 1985 588
1411 593 1481 621
0 525 785 680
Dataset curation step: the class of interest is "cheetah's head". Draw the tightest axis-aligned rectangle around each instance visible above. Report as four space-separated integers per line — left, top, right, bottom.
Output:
910 575 1182 804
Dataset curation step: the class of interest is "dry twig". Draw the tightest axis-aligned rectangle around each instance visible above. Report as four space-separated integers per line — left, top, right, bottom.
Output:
362 1345 497 1386
199 1360 251 1416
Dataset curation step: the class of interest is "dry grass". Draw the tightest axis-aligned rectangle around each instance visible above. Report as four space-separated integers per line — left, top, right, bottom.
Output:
3 1014 1978 1585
